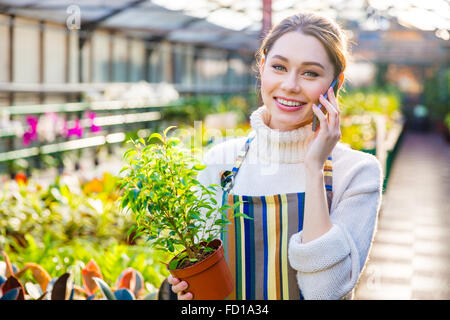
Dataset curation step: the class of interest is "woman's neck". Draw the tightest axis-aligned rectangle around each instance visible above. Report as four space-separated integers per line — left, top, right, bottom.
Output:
249 105 316 164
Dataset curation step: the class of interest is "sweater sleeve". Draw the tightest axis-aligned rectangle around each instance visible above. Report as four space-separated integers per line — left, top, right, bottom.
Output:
288 154 383 300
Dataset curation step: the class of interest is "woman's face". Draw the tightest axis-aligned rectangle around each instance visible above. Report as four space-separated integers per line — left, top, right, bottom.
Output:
260 31 336 131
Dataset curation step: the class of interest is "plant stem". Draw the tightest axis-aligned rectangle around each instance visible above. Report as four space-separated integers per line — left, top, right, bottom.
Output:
163 144 198 257
154 190 195 259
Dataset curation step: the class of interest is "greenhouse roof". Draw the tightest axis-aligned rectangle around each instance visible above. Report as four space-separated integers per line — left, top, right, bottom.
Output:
0 0 448 52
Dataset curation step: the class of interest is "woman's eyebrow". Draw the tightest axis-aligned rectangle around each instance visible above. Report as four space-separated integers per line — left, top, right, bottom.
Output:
302 61 325 70
271 54 289 62
271 54 325 70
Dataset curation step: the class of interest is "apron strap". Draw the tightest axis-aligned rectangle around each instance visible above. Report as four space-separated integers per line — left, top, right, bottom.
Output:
220 133 333 213
324 156 333 213
220 132 255 193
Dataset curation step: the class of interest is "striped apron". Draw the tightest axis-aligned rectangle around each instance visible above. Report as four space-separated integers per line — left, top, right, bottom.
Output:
220 134 333 300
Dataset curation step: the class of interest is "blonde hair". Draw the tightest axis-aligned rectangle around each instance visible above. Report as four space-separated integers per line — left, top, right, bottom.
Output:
256 12 349 81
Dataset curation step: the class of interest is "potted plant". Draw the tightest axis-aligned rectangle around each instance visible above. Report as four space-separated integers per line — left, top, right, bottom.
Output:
118 126 244 300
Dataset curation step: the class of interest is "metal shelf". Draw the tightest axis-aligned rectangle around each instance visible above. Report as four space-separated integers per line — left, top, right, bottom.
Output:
0 100 181 162
0 133 126 163
1 99 185 116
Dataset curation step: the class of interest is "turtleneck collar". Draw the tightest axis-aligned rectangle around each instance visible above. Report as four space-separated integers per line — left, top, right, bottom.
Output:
249 105 316 164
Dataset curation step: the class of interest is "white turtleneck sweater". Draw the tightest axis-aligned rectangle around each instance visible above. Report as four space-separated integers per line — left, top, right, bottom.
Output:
197 106 384 300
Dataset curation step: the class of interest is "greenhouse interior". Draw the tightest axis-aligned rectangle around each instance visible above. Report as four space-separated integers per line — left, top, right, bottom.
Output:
0 0 449 302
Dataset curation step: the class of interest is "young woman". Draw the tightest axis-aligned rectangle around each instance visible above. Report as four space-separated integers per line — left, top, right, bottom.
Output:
168 11 383 300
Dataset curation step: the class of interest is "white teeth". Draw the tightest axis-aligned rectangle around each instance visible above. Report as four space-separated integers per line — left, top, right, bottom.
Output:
276 98 304 107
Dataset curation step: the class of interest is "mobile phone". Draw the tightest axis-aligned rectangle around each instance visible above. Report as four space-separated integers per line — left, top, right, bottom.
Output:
312 77 340 132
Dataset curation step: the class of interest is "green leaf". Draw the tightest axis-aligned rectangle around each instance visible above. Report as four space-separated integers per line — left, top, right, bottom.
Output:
167 138 181 147
126 225 137 242
92 277 116 300
121 196 129 209
163 126 177 138
233 201 243 210
168 259 178 270
133 188 140 200
123 149 137 161
205 208 215 219
166 239 174 252
119 166 130 174
192 164 207 171
214 219 229 226
234 212 253 220
148 133 164 144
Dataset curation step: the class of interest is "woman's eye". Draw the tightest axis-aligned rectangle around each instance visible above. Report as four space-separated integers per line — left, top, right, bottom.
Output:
272 64 286 71
304 71 319 77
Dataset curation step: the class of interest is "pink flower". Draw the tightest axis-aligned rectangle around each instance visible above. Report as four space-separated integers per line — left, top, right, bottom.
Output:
67 119 83 138
22 116 39 145
85 111 101 133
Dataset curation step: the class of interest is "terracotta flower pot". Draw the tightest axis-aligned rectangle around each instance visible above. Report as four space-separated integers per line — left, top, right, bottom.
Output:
167 239 234 300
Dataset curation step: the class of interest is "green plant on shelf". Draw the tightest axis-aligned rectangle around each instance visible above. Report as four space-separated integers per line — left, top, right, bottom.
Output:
338 87 402 151
340 123 376 151
0 172 135 250
162 94 255 126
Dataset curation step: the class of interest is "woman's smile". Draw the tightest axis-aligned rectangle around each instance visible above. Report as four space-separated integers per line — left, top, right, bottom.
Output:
273 96 307 112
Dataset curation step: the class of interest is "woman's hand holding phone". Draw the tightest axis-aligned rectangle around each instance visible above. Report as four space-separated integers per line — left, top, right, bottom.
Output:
312 77 339 132
306 84 342 171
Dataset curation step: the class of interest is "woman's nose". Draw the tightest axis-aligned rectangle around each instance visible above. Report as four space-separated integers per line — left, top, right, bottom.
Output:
281 73 301 92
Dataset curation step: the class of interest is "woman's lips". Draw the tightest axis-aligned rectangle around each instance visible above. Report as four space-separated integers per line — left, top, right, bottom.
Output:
274 97 307 112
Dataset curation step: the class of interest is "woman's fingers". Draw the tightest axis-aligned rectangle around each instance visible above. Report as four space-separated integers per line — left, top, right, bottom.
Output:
328 88 342 140
175 281 193 300
318 88 341 134
329 87 340 112
167 274 178 286
312 103 328 133
167 275 193 300
172 280 188 293
178 291 194 300
319 93 337 128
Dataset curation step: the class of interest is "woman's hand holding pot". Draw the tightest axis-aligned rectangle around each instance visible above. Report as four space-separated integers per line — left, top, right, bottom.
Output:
167 274 193 300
